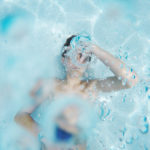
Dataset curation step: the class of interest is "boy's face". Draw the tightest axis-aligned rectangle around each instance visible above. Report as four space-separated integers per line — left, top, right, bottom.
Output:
62 46 90 76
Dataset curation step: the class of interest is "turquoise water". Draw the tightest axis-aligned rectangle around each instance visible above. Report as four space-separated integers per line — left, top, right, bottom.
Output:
0 0 150 149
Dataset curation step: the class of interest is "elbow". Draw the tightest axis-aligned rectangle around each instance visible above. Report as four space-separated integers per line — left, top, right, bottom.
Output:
14 113 21 124
126 74 139 88
14 112 29 124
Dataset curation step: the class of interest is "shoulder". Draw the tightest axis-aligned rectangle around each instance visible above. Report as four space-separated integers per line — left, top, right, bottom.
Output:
81 79 97 86
41 78 60 89
80 80 97 92
53 78 65 86
42 78 66 94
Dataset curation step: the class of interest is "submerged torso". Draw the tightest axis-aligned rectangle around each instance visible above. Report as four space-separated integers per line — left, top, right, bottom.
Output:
31 78 97 150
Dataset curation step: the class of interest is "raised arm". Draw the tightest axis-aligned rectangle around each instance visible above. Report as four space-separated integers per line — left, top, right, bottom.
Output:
88 44 138 92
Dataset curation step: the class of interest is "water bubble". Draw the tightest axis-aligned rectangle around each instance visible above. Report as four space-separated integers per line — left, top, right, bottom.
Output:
118 76 122 80
124 52 128 60
144 145 148 150
119 143 126 149
143 116 147 122
122 95 127 102
122 79 127 86
145 86 149 92
120 64 124 69
38 113 41 118
132 75 136 79
120 128 126 136
139 123 149 134
126 137 134 144
99 102 110 120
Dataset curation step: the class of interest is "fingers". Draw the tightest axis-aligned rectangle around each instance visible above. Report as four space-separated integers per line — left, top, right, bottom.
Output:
79 53 90 64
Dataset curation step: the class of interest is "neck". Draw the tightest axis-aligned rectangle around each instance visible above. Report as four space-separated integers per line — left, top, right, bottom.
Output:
66 72 82 87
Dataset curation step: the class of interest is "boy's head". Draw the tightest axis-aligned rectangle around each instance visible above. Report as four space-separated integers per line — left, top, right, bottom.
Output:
62 35 91 61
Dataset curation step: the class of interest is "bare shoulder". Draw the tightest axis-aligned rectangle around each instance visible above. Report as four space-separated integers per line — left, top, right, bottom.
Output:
40 78 60 90
80 80 96 92
52 78 65 87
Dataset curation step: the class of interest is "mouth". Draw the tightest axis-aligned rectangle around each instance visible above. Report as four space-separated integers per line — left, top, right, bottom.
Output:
72 66 80 70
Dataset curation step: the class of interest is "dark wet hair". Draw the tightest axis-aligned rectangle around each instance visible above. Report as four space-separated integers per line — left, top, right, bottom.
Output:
62 35 76 58
62 35 91 62
64 35 76 47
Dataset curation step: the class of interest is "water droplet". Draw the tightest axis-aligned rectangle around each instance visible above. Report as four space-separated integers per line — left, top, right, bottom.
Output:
38 113 41 118
124 52 128 60
119 143 125 149
118 76 122 80
132 75 136 79
99 102 110 120
145 86 149 92
122 95 127 102
143 116 147 122
120 64 124 68
122 79 127 86
120 128 126 136
144 145 148 150
139 123 149 134
126 137 133 144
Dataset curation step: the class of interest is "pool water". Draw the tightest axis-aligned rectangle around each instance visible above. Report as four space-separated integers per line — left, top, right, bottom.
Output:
0 0 150 150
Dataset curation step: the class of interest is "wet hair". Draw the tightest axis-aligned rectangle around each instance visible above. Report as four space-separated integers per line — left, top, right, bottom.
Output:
62 35 91 62
64 35 76 47
62 35 76 58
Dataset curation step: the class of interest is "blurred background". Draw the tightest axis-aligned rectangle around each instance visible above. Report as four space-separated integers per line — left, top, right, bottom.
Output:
0 0 150 149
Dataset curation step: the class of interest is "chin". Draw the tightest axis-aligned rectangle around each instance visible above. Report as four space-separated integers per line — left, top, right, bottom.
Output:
74 69 85 76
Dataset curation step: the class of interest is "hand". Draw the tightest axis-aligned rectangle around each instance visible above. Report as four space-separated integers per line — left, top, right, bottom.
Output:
90 43 100 53
74 42 99 64
79 43 100 63
80 42 99 54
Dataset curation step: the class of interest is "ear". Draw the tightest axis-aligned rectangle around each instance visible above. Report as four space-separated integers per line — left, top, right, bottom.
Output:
61 57 65 64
